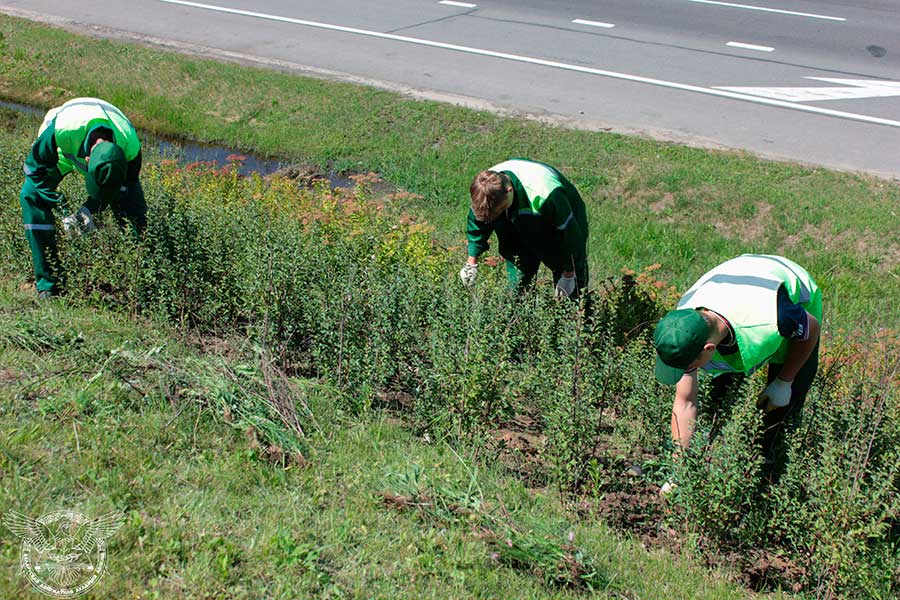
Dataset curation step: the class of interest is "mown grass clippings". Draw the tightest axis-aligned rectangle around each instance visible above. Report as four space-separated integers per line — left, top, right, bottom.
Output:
381 464 606 593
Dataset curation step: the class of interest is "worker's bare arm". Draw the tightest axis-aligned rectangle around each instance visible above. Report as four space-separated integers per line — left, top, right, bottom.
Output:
671 370 699 450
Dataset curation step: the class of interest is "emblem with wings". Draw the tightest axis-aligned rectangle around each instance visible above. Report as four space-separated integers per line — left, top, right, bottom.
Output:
3 509 124 597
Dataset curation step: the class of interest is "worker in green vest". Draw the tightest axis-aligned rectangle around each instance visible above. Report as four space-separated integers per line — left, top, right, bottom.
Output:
460 159 589 299
653 255 822 492
20 97 145 298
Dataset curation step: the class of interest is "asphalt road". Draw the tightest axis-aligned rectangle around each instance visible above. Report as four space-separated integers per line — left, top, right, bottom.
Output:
2 0 899 176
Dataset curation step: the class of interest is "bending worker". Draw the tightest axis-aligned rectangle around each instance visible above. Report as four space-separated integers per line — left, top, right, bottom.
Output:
20 97 145 298
653 254 822 464
460 159 589 299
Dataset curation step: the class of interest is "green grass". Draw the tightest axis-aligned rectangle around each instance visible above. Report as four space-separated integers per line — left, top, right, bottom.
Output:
0 14 897 330
0 13 896 598
0 281 758 599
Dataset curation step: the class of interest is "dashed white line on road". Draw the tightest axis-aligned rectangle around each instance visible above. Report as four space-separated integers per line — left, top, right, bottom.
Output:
572 18 615 29
158 0 900 129
683 0 845 21
727 41 774 52
439 1 476 7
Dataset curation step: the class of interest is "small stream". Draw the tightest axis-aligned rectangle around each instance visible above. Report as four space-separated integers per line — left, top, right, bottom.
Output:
0 99 356 187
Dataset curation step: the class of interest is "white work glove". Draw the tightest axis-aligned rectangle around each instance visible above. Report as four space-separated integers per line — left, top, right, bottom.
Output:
459 263 478 287
62 206 96 236
758 378 792 412
555 274 576 298
659 481 678 497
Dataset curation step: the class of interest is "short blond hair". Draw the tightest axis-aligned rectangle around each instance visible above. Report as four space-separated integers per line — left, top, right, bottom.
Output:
470 170 510 222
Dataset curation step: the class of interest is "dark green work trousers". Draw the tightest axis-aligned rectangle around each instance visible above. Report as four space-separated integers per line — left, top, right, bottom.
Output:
504 252 590 300
709 340 819 461
20 177 147 293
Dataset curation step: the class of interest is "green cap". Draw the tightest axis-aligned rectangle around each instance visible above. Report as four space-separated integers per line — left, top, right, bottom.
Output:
86 141 126 207
653 309 709 385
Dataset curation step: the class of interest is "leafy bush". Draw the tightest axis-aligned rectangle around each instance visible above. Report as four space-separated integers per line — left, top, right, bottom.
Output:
666 353 900 596
0 123 897 597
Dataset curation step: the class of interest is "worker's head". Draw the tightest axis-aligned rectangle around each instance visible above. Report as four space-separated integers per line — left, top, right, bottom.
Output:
85 141 127 207
653 308 717 385
470 170 513 223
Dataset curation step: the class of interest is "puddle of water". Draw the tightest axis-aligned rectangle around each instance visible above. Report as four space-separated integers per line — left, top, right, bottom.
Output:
0 99 357 187
153 136 286 177
0 99 42 116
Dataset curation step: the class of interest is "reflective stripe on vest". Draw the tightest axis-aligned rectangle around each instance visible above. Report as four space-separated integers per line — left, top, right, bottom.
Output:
61 152 88 174
703 360 735 373
743 254 812 303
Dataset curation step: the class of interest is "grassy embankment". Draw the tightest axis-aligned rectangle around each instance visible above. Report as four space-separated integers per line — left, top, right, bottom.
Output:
0 13 897 599
0 283 764 599
0 107 895 597
0 101 765 597
0 281 755 599
0 13 897 331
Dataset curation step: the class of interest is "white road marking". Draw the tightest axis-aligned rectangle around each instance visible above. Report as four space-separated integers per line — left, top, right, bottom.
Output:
683 0 845 21
726 41 774 52
158 0 900 129
716 77 900 102
439 1 477 7
572 18 615 29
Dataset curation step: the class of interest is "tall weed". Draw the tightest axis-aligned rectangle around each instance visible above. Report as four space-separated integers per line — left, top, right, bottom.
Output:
0 135 897 596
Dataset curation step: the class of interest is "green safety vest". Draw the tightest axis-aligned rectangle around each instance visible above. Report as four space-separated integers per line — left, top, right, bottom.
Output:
490 159 566 216
677 254 822 376
465 158 587 264
38 98 141 176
